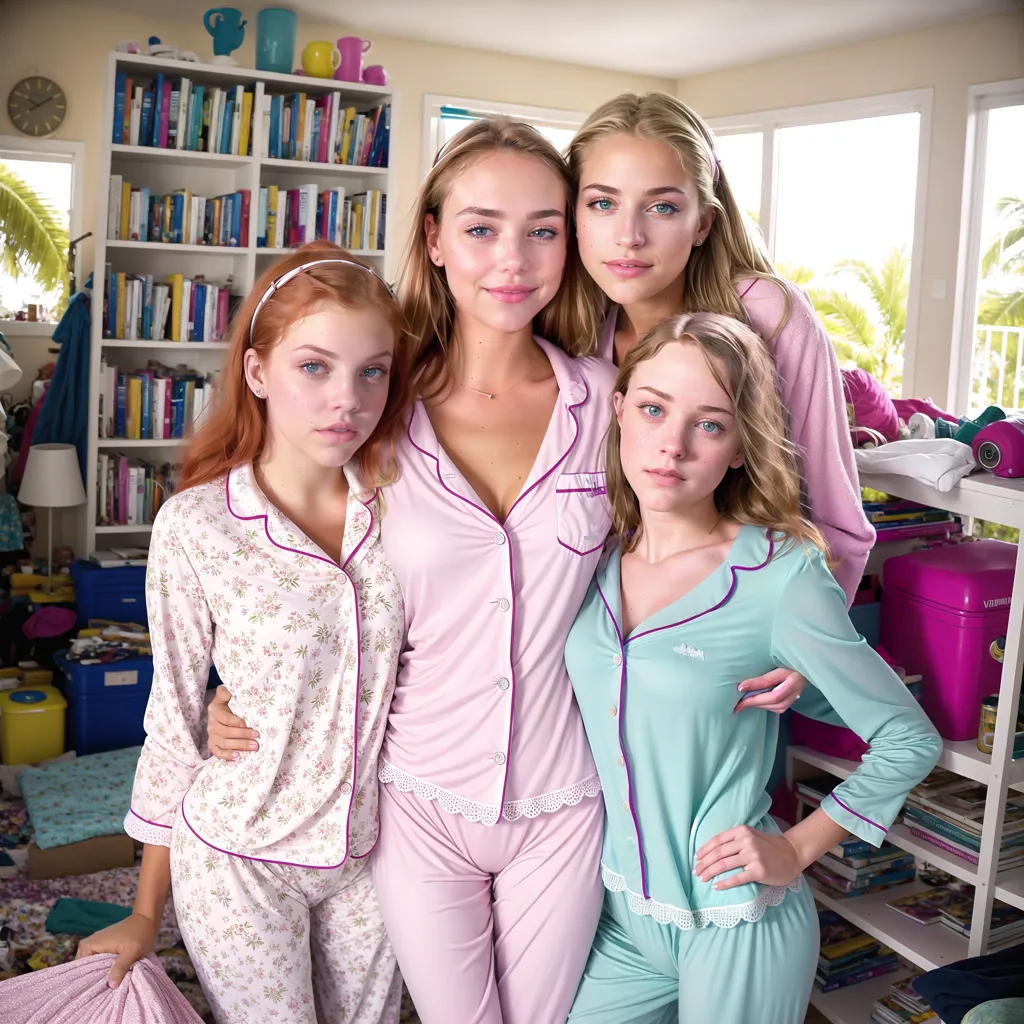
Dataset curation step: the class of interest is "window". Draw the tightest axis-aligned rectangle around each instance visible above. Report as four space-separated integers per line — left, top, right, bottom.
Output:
422 95 586 177
0 135 84 325
710 91 932 397
950 80 1024 417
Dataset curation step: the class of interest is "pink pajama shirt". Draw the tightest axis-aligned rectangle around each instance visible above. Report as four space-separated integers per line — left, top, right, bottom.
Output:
371 339 617 1024
124 463 404 1024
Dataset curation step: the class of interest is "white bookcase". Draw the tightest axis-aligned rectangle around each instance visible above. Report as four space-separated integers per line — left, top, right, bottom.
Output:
790 471 1024 1024
83 51 397 557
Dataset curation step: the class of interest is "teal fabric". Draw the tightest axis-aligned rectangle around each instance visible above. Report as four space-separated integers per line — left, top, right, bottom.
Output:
568 883 818 1023
963 999 1024 1024
45 896 131 935
563 527 942 929
18 746 142 849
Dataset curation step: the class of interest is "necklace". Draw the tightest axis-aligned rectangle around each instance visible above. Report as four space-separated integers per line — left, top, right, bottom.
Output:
454 371 533 400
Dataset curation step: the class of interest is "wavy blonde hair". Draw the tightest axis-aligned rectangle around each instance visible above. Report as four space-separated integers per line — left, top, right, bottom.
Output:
606 311 827 558
568 92 791 338
399 116 601 397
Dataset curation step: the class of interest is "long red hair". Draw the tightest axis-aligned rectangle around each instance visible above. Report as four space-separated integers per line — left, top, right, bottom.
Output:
179 241 412 491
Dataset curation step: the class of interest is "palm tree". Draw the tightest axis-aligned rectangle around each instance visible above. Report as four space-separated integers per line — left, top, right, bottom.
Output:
779 249 909 392
0 162 69 313
977 196 1024 326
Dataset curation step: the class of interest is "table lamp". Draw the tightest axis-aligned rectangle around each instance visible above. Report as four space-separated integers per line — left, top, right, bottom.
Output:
18 443 87 593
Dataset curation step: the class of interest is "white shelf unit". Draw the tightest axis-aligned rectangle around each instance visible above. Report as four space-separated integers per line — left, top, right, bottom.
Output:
84 52 397 557
790 469 1024 1023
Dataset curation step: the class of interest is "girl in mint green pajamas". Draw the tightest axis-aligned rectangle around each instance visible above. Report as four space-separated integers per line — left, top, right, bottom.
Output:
565 312 942 1024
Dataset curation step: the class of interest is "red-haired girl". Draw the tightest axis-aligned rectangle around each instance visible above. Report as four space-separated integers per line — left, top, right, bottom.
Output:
75 242 412 1024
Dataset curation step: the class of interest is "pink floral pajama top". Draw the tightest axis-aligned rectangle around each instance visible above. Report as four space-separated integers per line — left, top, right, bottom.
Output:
123 462 404 868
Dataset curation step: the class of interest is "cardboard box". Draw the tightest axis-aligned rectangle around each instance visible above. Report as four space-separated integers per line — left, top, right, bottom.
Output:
28 833 135 879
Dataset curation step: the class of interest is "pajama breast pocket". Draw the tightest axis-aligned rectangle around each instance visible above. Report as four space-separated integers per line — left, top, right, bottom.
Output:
555 471 612 555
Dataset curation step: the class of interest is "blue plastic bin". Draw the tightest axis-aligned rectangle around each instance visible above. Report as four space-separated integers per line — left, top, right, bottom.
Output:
53 651 154 754
70 560 147 627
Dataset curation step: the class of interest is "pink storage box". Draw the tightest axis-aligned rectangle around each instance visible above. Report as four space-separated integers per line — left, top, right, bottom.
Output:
880 538 1016 741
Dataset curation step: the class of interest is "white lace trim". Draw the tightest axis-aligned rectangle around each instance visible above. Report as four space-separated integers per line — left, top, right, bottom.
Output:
378 759 603 824
124 810 172 848
601 863 802 930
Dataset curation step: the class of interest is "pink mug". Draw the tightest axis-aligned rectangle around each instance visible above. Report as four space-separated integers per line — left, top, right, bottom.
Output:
334 36 371 82
362 64 388 86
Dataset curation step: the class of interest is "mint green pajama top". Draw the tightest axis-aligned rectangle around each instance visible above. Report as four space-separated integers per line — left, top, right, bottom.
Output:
564 526 942 929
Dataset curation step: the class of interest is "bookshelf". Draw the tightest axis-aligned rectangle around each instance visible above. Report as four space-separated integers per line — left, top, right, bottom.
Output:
83 51 397 558
790 470 1024 1023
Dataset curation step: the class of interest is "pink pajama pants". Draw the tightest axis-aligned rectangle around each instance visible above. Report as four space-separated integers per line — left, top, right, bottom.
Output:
170 817 402 1024
371 783 605 1024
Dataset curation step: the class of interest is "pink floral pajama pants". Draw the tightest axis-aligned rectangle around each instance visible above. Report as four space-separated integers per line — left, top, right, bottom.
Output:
170 818 402 1024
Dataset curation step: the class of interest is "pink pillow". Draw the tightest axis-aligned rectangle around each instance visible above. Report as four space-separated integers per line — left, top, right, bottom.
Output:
0 954 203 1024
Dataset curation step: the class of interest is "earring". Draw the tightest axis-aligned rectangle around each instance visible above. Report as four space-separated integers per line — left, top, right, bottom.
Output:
694 238 704 247
254 388 265 399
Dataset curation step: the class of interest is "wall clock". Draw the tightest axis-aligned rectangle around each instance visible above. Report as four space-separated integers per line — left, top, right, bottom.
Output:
7 77 67 137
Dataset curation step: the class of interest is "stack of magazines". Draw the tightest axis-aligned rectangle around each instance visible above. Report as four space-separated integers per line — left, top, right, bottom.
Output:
902 767 1024 872
886 882 1024 949
816 909 900 992
807 835 916 899
871 973 937 1023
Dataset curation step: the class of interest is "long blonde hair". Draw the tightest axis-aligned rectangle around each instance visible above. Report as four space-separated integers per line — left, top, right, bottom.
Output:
605 311 827 557
399 117 601 397
568 92 791 337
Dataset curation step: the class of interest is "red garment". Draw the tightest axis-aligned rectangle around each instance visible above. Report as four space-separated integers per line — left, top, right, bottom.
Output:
0 954 203 1024
11 381 49 485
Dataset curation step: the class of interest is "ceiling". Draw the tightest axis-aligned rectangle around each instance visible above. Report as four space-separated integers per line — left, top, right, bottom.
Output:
69 0 1021 78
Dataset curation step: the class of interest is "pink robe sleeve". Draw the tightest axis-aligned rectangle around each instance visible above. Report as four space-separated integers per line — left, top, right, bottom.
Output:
742 279 875 606
124 506 214 846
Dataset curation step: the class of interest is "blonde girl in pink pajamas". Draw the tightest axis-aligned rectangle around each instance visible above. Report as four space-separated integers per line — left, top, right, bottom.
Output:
76 242 412 1024
206 119 813 1024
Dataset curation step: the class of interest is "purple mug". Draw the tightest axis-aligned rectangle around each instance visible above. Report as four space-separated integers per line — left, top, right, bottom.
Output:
362 64 388 86
334 36 371 82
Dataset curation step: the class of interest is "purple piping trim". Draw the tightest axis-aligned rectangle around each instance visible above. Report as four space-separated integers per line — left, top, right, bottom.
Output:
180 798 352 871
827 792 885 835
406 381 591 818
558 537 606 557
739 279 758 300
594 573 649 899
625 533 776 645
352 827 380 860
555 486 607 495
128 809 171 830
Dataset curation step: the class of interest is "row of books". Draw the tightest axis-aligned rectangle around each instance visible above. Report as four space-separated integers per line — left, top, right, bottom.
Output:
96 455 175 528
886 881 1024 949
104 272 237 344
113 72 254 156
902 766 1024 872
107 176 251 248
863 498 961 544
816 908 900 993
97 358 218 441
871 973 937 1024
803 824 916 899
260 93 389 167
254 185 385 252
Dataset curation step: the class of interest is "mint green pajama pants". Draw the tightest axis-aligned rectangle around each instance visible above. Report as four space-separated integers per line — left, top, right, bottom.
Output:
567 883 819 1024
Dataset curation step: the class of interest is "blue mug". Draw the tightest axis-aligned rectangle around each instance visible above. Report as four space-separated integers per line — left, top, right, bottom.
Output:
256 7 297 74
203 7 247 57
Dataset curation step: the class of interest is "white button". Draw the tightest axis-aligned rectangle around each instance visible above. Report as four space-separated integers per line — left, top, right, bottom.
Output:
612 653 622 666
494 533 506 545
493 752 507 766
498 598 511 612
496 677 510 690
617 755 625 767
340 782 352 795
609 705 618 717
622 800 629 811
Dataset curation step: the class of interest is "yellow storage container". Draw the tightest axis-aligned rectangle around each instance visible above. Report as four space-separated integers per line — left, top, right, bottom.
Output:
0 686 67 765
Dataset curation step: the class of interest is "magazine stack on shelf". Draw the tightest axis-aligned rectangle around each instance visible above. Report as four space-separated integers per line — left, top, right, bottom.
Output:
816 909 901 993
901 767 1024 872
886 881 1024 950
863 497 961 544
870 973 937 1023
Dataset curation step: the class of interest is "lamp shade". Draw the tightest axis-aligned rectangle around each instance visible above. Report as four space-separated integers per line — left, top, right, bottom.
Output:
19 443 87 508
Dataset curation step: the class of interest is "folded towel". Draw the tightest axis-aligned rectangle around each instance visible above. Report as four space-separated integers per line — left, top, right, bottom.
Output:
0 953 203 1023
855 438 977 492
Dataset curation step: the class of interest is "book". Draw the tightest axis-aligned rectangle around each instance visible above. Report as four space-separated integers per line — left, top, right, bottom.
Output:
886 885 971 924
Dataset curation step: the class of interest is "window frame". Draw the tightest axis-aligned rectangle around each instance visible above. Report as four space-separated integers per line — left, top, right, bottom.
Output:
948 77 1024 413
707 89 933 397
421 94 587 179
0 133 85 329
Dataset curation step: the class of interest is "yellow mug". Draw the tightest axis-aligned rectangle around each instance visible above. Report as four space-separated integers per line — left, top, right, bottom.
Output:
302 40 341 78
